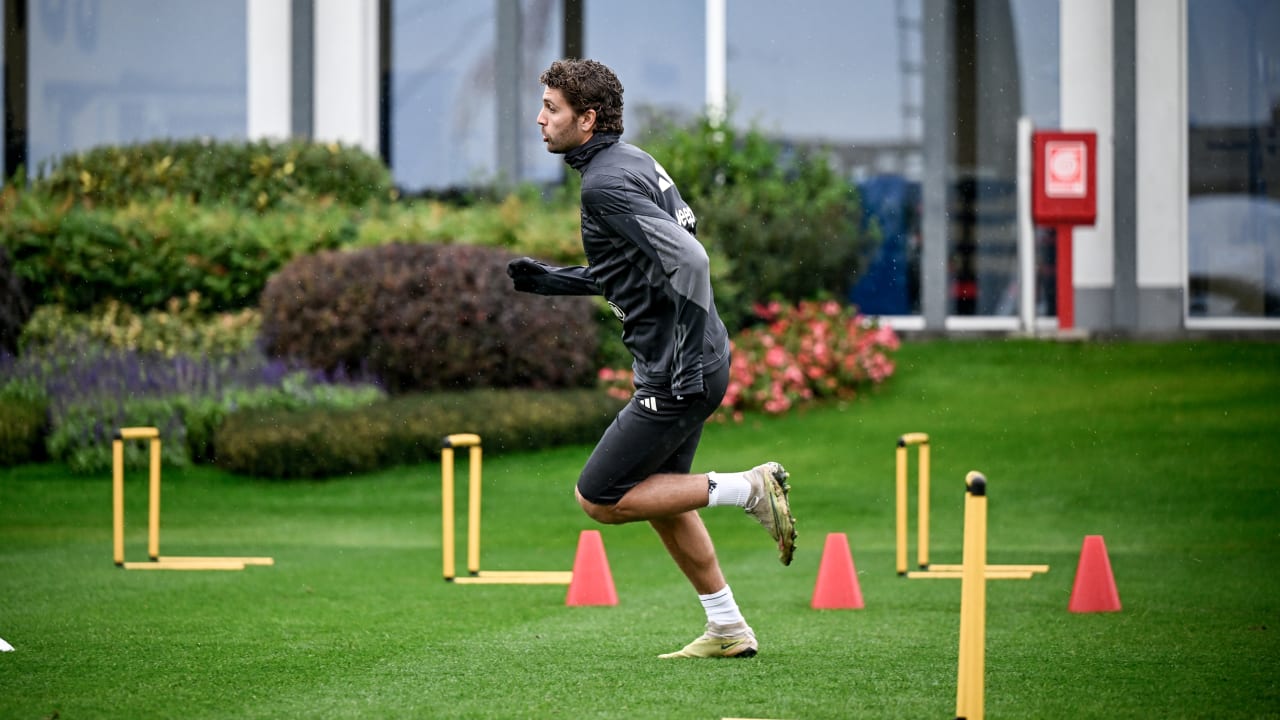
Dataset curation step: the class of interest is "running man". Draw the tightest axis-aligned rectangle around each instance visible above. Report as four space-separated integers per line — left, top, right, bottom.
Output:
507 58 797 659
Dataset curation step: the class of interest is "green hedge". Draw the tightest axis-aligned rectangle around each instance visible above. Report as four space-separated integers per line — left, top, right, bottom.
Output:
20 297 261 358
0 244 32 354
213 388 623 479
0 382 47 466
1 195 359 312
39 373 386 475
0 193 584 317
33 138 395 211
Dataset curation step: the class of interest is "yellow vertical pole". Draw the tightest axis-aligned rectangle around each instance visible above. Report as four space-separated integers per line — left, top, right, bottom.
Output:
441 446 456 581
918 440 931 570
112 439 125 566
956 471 988 720
895 441 908 575
467 444 482 576
148 437 162 561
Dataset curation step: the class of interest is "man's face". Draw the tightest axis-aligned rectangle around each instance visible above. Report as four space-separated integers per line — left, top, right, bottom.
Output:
537 87 593 154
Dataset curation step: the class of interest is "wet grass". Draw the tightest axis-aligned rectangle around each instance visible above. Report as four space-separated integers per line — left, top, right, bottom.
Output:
2 339 1278 718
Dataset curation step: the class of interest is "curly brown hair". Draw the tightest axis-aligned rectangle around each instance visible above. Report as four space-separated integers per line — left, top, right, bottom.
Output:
539 59 624 135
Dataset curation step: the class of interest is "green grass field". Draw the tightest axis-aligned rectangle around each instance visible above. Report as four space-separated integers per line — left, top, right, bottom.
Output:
2 340 1278 719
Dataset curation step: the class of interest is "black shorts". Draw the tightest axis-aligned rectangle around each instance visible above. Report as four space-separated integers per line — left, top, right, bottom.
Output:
577 362 731 505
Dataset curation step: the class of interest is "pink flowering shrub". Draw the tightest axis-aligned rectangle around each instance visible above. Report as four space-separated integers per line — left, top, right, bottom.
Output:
597 300 900 421
721 300 899 420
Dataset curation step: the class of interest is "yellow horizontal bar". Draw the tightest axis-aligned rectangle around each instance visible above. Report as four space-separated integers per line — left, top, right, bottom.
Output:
157 556 275 566
929 564 1049 573
116 427 160 440
477 570 571 580
123 560 245 571
907 570 1035 580
450 571 573 585
443 433 482 448
898 432 929 446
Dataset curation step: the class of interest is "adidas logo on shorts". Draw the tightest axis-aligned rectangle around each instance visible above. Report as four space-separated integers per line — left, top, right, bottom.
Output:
638 396 659 412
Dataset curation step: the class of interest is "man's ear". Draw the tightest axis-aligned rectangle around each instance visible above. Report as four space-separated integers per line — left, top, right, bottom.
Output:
579 108 597 133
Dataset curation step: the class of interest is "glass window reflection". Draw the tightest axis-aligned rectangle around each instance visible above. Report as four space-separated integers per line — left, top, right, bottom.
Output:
28 0 246 173
583 0 704 135
1187 0 1280 318
390 0 561 193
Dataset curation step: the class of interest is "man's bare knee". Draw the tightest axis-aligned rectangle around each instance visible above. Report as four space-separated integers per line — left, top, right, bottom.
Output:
576 487 626 524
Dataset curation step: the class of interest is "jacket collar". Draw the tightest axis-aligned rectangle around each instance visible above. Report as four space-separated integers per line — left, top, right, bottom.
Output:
565 132 621 173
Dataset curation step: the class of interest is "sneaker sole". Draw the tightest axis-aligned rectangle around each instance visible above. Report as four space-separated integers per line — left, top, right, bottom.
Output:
658 643 759 659
767 463 797 566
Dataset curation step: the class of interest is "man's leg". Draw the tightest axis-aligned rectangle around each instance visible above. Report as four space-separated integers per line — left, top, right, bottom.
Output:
648 510 757 659
647 509 724 595
576 463 797 566
575 472 709 524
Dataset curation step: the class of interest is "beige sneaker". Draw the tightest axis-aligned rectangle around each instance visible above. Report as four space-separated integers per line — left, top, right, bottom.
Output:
745 462 797 565
658 622 758 659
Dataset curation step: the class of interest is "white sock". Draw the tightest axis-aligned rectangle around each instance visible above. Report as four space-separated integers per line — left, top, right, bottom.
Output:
699 585 746 627
706 471 752 507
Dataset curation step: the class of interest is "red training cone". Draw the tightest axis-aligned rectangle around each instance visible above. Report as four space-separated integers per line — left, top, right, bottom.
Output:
811 532 864 610
1068 535 1121 613
565 530 618 606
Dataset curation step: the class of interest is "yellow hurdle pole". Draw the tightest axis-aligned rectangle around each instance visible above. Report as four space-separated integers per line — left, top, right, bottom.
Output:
112 428 159 567
895 442 908 576
148 437 162 561
441 446 456 581
956 471 988 720
440 434 482 581
112 439 125 566
896 433 929 575
467 444 482 576
919 440 931 570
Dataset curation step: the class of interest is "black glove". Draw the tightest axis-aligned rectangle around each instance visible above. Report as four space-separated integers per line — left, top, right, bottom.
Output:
507 257 549 293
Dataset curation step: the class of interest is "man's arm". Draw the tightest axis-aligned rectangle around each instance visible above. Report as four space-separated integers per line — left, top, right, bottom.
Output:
507 257 601 296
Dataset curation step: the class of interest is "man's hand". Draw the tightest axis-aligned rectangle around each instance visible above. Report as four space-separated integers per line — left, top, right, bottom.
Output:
507 257 549 293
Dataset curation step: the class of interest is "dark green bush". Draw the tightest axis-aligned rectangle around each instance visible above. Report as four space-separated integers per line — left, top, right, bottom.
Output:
213 388 623 479
0 245 32 354
259 243 598 393
33 138 394 211
639 112 872 330
0 382 48 466
1 194 358 312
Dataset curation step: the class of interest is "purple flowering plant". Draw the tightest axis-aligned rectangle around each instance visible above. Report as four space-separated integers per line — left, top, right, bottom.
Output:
0 337 383 473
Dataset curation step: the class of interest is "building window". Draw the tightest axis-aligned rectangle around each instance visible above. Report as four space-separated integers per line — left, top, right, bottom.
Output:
946 0 1058 318
583 0 704 132
726 0 924 315
389 0 562 194
28 0 246 173
1187 0 1280 319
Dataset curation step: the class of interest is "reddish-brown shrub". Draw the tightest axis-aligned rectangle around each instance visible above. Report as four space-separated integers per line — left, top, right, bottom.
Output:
259 243 598 392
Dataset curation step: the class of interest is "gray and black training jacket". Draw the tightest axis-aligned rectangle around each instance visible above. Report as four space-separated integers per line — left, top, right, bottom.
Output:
518 132 730 399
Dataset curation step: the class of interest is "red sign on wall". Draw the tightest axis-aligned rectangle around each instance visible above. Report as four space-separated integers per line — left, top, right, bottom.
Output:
1032 131 1097 225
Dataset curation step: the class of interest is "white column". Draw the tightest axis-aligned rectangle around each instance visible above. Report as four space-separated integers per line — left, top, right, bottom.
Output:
1135 0 1186 291
705 0 726 123
1060 0 1114 293
313 0 380 155
1017 116 1036 333
247 0 292 140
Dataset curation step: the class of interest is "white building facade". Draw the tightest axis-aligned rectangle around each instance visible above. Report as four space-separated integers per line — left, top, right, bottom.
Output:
3 0 1275 335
